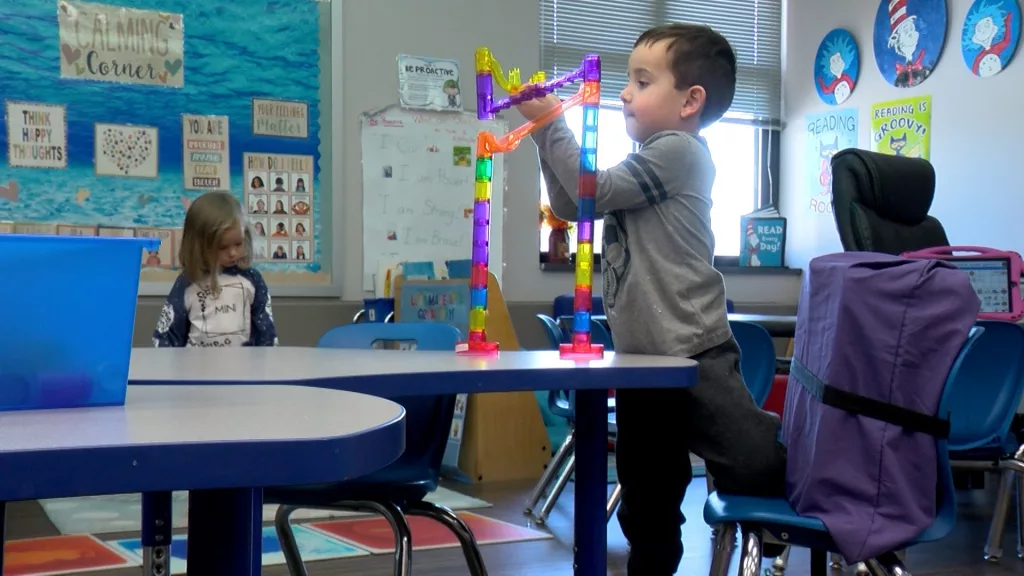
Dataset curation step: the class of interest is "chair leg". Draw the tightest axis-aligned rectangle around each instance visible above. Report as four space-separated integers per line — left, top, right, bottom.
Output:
275 501 412 576
770 546 790 576
536 454 575 524
709 522 736 576
274 505 309 576
737 526 763 576
985 468 1016 561
606 482 621 523
1017 472 1024 559
525 429 575 514
706 472 719 537
810 550 830 576
863 551 912 576
406 501 488 576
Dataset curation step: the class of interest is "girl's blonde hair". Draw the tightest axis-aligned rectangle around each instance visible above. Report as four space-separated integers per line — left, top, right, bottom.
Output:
179 191 253 293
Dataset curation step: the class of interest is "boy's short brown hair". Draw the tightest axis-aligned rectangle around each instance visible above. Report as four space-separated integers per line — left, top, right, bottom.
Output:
635 23 737 127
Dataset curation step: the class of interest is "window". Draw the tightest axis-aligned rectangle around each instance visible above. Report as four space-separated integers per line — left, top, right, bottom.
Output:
538 0 782 263
538 109 759 257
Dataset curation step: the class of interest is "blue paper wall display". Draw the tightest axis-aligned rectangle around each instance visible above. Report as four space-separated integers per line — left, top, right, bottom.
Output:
873 0 948 87
815 29 860 105
962 0 1021 77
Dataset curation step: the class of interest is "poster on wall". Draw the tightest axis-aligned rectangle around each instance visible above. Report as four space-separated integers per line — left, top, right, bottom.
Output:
0 0 326 287
251 98 309 139
814 29 859 105
57 1 185 88
5 101 68 169
397 55 463 111
873 0 947 87
244 152 314 263
805 109 858 215
961 0 1022 77
871 96 932 159
182 115 230 191
94 123 159 178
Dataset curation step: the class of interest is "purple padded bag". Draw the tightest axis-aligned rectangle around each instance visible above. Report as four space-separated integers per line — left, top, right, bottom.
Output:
782 252 978 563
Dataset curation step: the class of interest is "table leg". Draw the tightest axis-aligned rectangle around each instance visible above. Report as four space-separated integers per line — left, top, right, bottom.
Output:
142 492 173 576
573 388 608 575
0 501 6 567
187 488 262 576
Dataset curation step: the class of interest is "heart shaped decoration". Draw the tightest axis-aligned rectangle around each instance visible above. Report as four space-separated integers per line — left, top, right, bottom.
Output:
100 127 154 175
164 58 182 76
0 181 19 203
60 43 81 64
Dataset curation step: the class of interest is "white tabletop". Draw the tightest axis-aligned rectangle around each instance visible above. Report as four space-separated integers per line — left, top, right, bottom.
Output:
0 385 406 501
0 385 403 452
128 347 697 386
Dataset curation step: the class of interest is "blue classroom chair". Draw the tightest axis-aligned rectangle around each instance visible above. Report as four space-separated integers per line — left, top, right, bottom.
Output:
946 321 1024 562
730 320 777 408
526 314 616 524
264 323 486 576
704 327 988 576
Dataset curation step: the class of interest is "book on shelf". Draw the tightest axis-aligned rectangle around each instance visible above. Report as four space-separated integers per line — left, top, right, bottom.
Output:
739 209 786 268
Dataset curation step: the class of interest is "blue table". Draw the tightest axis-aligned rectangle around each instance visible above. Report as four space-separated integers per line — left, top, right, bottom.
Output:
559 313 799 339
0 384 405 576
129 347 699 576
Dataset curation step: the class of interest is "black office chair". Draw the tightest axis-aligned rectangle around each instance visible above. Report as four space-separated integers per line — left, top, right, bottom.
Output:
830 148 948 254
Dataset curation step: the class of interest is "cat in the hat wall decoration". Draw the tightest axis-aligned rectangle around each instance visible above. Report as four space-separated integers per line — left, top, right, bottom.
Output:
873 0 948 87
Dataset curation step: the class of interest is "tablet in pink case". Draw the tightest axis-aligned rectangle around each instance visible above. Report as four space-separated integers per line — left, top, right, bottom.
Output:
902 246 1024 322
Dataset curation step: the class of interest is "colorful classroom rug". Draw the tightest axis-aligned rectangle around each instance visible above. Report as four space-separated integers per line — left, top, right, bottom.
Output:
310 511 552 554
3 534 136 576
110 525 366 575
40 487 491 535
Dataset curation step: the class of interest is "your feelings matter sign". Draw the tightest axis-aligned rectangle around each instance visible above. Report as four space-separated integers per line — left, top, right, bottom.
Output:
182 115 230 191
5 101 68 169
57 0 184 88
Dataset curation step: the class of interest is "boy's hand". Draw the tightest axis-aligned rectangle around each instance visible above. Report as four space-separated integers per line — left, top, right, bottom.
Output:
516 93 561 121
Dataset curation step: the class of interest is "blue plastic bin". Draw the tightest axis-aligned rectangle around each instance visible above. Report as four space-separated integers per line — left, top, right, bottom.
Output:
0 234 158 411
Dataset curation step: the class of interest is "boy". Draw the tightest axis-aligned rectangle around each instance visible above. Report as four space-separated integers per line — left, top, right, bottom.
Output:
518 23 787 574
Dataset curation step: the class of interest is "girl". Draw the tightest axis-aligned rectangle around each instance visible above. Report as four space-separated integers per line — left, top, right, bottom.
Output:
153 191 278 347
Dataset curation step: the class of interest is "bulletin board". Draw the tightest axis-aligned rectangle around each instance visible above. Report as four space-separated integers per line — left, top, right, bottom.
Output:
0 0 336 296
360 105 505 292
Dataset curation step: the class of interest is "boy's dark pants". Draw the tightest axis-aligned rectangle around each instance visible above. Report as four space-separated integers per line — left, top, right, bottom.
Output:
615 337 787 575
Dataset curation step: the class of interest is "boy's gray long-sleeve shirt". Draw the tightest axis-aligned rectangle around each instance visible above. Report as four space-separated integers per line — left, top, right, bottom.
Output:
533 116 731 358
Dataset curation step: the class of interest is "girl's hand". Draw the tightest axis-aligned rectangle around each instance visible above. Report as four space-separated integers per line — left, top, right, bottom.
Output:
516 93 561 121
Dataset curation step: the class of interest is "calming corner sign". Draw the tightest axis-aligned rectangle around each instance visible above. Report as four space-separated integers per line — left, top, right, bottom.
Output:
58 0 185 88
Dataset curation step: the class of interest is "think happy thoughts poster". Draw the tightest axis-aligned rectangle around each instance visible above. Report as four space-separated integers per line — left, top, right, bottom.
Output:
805 109 858 215
871 96 932 159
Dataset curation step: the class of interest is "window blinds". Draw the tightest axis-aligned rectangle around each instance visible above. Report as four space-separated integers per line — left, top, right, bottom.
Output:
539 0 782 125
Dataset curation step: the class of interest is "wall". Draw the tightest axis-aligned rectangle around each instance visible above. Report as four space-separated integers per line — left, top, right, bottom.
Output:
781 0 1024 268
134 0 802 347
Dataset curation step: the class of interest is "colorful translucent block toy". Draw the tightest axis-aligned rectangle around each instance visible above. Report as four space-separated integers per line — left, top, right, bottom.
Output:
455 47 603 359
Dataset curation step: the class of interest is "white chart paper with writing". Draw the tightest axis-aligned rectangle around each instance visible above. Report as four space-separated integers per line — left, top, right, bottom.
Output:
361 105 505 291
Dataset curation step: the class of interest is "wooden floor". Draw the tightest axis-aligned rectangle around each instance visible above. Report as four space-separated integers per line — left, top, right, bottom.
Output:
8 478 1024 575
